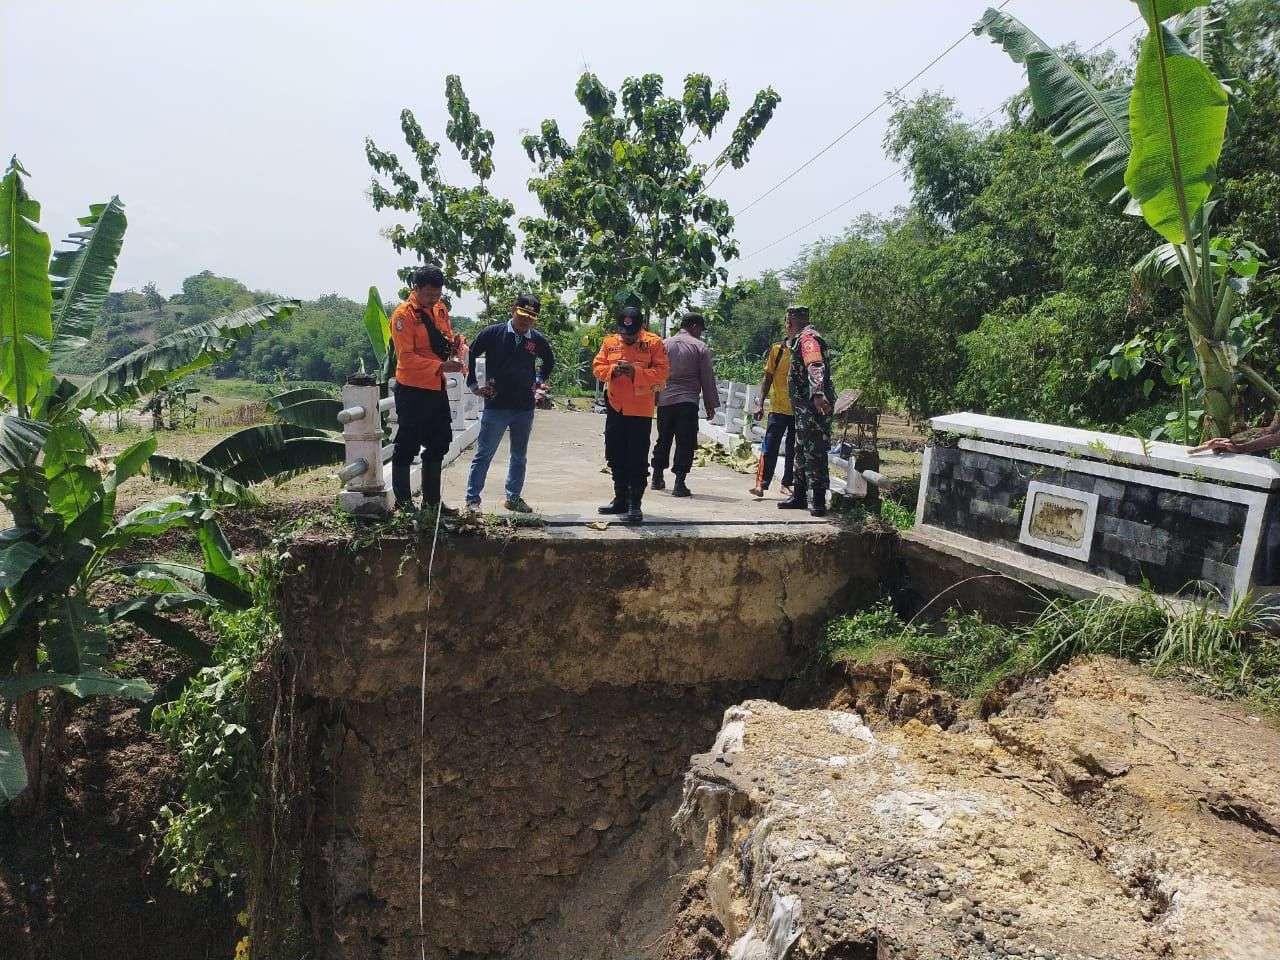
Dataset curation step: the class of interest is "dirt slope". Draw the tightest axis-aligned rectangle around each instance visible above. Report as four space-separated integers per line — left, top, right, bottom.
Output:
671 658 1280 959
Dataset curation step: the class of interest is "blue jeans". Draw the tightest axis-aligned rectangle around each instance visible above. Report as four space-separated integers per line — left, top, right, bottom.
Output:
465 407 536 503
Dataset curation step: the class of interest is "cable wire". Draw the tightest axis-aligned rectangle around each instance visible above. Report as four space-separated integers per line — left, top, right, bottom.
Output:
419 503 444 960
739 15 1143 261
734 0 1015 217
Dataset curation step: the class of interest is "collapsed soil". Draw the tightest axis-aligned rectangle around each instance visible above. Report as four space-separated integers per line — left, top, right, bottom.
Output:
669 656 1280 960
0 630 238 960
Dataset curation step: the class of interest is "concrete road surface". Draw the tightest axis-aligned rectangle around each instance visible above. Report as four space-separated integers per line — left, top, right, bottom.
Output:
442 407 832 532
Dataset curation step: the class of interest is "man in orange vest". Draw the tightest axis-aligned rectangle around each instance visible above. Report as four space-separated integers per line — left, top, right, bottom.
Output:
389 265 465 512
592 306 670 523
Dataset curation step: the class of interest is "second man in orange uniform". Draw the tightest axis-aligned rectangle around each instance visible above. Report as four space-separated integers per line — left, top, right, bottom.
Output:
592 306 670 523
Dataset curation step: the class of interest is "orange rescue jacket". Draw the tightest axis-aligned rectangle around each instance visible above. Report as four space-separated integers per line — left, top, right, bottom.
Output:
593 331 670 417
390 292 460 390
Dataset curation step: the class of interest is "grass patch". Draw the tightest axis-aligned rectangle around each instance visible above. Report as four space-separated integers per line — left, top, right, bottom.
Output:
880 497 915 530
824 591 1280 714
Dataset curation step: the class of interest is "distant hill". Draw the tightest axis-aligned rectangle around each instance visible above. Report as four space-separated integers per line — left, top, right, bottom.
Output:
57 271 391 384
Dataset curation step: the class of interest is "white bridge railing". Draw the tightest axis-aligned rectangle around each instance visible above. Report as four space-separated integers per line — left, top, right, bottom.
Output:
698 378 884 501
337 360 485 514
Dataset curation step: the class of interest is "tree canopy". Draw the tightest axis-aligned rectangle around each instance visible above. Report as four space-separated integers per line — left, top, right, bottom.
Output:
520 72 780 324
365 76 517 312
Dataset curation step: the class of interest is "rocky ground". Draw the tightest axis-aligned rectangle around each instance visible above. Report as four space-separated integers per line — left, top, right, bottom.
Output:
668 658 1280 960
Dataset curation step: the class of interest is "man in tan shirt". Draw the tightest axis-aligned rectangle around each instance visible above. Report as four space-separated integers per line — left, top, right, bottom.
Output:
651 312 719 497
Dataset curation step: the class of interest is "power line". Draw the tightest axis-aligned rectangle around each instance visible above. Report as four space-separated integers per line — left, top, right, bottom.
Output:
740 169 905 261
734 0 1015 218
739 15 1144 262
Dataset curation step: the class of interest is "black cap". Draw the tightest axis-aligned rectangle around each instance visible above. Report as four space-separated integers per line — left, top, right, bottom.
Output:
617 306 643 336
786 305 810 319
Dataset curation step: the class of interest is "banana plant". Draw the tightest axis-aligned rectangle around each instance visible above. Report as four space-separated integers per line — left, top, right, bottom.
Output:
0 158 296 807
976 1 1268 439
145 286 394 502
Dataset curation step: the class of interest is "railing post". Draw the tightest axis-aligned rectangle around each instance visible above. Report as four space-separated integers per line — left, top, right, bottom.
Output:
338 373 390 516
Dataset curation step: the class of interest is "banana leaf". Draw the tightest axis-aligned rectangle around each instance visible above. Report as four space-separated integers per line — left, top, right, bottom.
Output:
267 387 335 412
49 197 127 361
0 159 54 411
110 561 253 610
1125 24 1229 244
274 397 343 431
145 455 256 505
0 416 49 474
71 300 300 412
199 424 343 484
363 286 390 362
975 9 1133 206
0 671 153 701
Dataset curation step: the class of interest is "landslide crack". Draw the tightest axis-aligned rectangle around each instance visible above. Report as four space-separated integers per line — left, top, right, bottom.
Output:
1201 793 1280 840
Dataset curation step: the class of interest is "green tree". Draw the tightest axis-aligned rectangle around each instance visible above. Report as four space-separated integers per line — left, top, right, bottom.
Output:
475 272 571 334
141 280 165 314
977 0 1275 439
0 160 296 807
701 271 793 376
520 72 780 323
365 76 517 313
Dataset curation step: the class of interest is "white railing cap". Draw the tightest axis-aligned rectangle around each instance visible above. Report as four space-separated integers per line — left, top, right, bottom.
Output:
931 412 1280 491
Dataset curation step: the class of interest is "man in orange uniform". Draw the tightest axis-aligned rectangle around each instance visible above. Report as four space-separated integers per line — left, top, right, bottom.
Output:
389 265 465 511
592 306 670 523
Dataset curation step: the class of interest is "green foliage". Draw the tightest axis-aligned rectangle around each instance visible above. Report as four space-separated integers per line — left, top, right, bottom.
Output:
0 163 283 806
824 591 1280 711
0 159 54 414
961 289 1131 422
475 272 572 333
366 76 516 312
879 498 917 531
219 293 378 384
1127 21 1230 245
362 286 389 363
520 71 779 322
702 271 793 376
49 197 126 363
978 0 1275 439
825 605 1019 697
975 9 1132 206
153 598 278 894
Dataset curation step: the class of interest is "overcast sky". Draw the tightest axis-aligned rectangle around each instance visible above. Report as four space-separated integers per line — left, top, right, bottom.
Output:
3 2 1141 315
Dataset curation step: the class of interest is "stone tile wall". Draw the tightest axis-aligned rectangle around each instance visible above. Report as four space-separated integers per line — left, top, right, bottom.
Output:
922 446 1253 596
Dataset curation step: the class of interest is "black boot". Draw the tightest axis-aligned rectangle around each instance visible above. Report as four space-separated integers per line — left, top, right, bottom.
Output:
671 474 691 498
421 460 443 507
778 483 808 510
650 470 666 491
392 459 412 507
599 479 628 515
626 483 645 523
809 487 828 517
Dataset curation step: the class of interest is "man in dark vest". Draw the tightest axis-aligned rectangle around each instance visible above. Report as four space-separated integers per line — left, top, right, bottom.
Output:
464 293 556 513
778 306 835 517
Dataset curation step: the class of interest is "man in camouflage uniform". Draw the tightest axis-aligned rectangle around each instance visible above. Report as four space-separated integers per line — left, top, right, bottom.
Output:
778 306 835 517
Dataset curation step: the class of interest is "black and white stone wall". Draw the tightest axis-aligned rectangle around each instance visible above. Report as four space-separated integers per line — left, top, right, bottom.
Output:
921 446 1261 596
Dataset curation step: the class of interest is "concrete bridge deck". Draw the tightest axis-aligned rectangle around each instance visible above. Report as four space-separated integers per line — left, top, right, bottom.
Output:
440 407 834 534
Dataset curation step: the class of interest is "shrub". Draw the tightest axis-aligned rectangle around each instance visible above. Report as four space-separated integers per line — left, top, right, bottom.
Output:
153 598 279 894
824 592 1280 714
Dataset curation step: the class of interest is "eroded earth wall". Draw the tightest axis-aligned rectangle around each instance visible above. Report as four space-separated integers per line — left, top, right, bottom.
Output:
260 528 890 959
